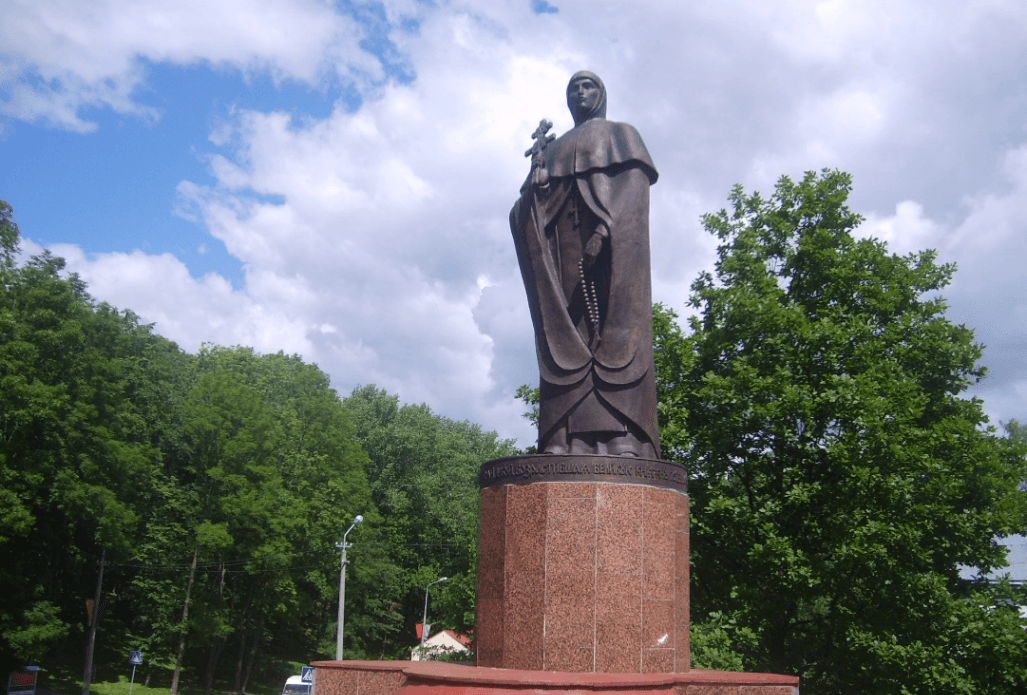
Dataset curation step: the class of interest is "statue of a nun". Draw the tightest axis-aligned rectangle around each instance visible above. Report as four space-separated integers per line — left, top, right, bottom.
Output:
511 71 661 458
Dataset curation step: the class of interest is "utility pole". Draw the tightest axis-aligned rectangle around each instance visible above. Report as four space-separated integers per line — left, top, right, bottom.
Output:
335 514 363 660
420 577 448 651
82 548 106 695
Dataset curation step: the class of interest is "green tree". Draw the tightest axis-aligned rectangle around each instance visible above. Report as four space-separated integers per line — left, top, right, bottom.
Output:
343 385 519 657
661 171 1027 693
3 199 475 683
1 199 185 675
126 346 375 692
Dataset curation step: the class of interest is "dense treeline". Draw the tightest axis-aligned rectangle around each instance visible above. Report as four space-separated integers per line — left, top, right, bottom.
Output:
0 199 515 688
5 168 1027 695
654 171 1027 694
515 171 1027 693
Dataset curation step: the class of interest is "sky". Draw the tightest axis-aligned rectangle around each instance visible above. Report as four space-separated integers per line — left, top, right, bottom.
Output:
2 0 1026 460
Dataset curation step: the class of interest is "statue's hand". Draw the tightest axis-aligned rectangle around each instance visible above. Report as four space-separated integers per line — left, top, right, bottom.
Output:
582 231 604 270
532 165 550 188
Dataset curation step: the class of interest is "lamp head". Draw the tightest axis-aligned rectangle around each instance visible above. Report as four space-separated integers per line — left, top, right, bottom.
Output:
354 515 364 524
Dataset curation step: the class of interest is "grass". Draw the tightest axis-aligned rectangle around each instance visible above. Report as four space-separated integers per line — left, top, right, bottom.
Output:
40 671 283 695
89 675 278 695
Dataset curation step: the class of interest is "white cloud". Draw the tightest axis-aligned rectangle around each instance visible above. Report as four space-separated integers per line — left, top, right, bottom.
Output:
860 200 943 257
0 0 379 131
10 0 1027 444
942 145 1027 425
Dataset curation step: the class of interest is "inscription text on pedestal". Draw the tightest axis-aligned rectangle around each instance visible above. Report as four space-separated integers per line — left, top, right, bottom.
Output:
479 454 687 493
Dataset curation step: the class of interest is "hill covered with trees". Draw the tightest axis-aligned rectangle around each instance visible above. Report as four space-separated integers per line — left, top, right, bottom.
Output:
5 171 1027 695
0 198 515 690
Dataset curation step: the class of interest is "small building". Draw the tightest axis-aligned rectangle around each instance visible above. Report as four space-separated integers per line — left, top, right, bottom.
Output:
411 624 471 661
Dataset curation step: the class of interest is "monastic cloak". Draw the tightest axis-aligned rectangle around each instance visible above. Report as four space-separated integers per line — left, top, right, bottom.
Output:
511 116 661 457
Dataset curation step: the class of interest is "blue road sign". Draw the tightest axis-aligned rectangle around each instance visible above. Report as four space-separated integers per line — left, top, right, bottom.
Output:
300 667 314 683
129 651 143 665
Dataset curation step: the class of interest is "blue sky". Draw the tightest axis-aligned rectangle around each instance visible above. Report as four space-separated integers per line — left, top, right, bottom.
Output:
2 0 1026 460
3 58 361 286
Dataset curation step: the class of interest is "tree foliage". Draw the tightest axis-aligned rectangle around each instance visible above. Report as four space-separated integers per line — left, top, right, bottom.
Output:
342 385 519 658
1 198 520 681
1 200 183 674
126 345 377 693
657 171 1027 693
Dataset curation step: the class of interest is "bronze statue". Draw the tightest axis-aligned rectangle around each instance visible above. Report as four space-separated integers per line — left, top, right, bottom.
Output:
511 71 660 458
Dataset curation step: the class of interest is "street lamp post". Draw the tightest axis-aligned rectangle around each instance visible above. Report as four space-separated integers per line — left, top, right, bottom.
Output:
420 577 448 650
335 514 363 661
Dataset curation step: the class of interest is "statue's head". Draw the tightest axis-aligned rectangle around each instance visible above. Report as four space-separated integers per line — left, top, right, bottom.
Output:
567 71 606 126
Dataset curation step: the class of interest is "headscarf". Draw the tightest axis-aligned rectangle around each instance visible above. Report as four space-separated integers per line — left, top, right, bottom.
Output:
566 70 607 126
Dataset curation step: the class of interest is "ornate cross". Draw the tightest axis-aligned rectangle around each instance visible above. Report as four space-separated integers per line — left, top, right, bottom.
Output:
524 119 555 164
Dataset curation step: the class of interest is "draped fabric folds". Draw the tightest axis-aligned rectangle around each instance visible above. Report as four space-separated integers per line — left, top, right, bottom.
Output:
511 115 661 458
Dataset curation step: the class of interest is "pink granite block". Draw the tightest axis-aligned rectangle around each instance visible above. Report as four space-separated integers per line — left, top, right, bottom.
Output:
596 572 642 622
477 488 507 601
675 599 690 654
477 565 504 603
596 612 641 672
503 571 543 670
546 496 597 596
738 688 799 695
675 493 690 532
597 481 645 511
545 646 595 672
596 612 642 646
642 548 675 601
474 597 503 667
478 487 506 538
547 494 597 530
356 669 405 695
597 486 644 575
643 494 676 541
645 485 677 508
597 530 642 574
642 598 675 650
680 687 743 695
479 486 507 517
548 481 597 498
505 485 547 574
643 647 675 673
675 623 691 672
596 639 642 673
477 535 505 601
676 531 691 621
546 563 595 602
675 578 690 613
544 594 596 648
314 668 357 695
676 531 690 577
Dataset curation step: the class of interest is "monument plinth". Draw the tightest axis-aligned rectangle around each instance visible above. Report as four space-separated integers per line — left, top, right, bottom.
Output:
310 71 799 695
475 455 689 673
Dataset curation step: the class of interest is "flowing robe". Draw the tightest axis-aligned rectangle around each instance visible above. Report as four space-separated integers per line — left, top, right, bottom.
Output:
511 117 661 457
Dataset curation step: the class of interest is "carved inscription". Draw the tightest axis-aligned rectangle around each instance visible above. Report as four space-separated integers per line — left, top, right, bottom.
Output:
479 454 687 493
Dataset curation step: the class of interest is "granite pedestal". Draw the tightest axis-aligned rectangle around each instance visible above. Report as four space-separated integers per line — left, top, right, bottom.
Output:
310 454 799 694
475 455 690 673
311 660 800 695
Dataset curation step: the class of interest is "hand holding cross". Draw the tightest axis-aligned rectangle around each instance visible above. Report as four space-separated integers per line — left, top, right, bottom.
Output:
524 119 555 170
525 119 554 188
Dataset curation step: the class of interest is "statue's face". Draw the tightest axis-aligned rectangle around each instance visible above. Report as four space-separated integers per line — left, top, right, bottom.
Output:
569 77 601 120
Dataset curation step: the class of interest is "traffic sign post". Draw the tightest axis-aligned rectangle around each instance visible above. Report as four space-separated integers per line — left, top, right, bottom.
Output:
127 652 143 695
7 668 39 695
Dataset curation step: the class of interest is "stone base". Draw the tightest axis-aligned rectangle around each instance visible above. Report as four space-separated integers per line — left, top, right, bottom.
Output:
311 661 799 695
476 465 690 672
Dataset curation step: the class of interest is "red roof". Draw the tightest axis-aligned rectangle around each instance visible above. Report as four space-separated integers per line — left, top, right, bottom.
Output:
442 629 472 648
415 623 471 647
